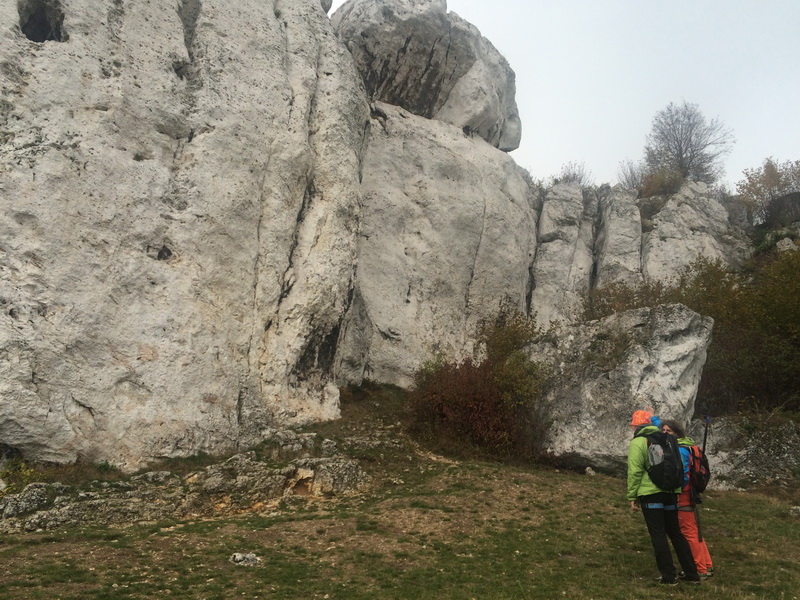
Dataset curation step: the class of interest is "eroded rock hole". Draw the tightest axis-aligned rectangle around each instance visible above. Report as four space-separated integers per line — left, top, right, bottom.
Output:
291 478 313 496
156 245 173 261
18 0 68 43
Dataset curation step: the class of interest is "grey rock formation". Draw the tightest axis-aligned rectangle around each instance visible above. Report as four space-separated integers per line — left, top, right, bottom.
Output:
529 183 596 327
690 417 800 490
538 304 713 473
333 0 521 151
0 0 759 474
594 187 643 288
642 182 752 282
0 0 368 469
334 102 537 388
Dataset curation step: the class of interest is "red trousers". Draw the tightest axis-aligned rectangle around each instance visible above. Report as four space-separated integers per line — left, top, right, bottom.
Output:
678 489 713 574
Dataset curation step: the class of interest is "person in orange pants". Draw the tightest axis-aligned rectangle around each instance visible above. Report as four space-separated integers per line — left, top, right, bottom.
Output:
661 419 714 577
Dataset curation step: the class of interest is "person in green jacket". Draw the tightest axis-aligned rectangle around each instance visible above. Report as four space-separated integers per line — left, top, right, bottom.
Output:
627 409 701 585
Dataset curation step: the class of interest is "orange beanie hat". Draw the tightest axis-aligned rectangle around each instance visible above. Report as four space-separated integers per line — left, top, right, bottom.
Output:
630 410 653 427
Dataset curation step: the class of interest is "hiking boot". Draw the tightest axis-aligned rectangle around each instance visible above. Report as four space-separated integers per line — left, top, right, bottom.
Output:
702 568 714 578
657 577 678 586
679 572 702 584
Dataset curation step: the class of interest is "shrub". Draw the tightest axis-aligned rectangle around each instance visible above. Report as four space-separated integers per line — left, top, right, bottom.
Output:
0 458 42 498
408 309 552 461
640 167 684 198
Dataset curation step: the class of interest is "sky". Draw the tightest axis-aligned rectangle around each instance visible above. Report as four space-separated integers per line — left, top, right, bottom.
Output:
329 0 800 188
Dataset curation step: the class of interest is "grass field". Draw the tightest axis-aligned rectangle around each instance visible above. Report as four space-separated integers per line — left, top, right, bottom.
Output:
1 386 798 600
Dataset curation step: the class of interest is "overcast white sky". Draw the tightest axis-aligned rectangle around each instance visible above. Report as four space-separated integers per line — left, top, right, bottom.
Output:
329 0 800 188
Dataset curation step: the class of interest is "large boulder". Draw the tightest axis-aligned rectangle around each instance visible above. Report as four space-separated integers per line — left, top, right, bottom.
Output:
539 304 714 473
335 102 537 388
0 0 368 469
332 0 521 151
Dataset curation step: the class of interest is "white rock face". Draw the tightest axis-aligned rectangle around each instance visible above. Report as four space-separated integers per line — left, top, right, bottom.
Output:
335 102 537 388
0 0 754 474
594 187 643 288
541 304 714 472
332 0 521 151
642 182 752 283
0 0 368 469
529 184 595 327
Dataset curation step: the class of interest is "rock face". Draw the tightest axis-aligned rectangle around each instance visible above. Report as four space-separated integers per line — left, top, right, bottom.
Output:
692 418 800 490
1 0 756 471
540 304 714 473
529 184 597 326
332 0 522 151
641 182 751 281
334 103 537 388
0 0 368 469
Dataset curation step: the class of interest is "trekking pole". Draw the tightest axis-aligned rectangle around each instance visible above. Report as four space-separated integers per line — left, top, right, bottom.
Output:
694 503 704 542
697 415 711 542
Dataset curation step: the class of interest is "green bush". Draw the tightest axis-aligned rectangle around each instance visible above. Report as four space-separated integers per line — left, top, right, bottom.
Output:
408 309 552 461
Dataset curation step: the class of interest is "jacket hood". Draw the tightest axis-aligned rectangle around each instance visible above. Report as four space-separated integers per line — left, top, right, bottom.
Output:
678 436 697 446
634 424 659 437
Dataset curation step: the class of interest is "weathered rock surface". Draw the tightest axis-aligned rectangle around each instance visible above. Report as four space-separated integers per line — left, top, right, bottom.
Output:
529 183 597 327
334 102 537 388
537 304 714 473
691 417 800 491
594 187 644 288
0 0 760 473
333 0 521 151
0 0 368 469
642 182 752 282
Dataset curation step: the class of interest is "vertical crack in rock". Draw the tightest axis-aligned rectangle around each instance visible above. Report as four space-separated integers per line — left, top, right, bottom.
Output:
177 0 201 59
107 0 124 40
279 179 313 303
464 197 488 315
525 262 536 316
235 388 245 438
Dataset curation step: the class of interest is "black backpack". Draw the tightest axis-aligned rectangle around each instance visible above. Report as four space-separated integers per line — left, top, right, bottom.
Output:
642 430 684 491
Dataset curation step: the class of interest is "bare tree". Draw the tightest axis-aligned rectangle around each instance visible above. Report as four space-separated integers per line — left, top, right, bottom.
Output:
617 159 645 190
552 161 594 187
644 101 735 184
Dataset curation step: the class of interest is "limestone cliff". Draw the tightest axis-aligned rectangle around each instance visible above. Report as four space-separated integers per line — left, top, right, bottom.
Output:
1 0 368 468
1 0 752 470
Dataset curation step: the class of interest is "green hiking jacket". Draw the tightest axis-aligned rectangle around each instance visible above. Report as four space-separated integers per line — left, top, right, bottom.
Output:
626 425 681 501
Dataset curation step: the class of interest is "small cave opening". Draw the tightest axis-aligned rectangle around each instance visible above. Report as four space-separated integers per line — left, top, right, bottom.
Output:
18 0 68 43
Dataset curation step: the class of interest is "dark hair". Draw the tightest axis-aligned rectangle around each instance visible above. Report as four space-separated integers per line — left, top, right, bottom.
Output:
661 419 686 438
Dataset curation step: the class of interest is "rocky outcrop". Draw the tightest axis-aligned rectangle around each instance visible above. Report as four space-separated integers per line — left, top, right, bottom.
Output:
0 451 368 533
1 0 756 472
0 0 368 469
642 182 752 281
537 304 714 473
332 0 521 151
528 184 597 327
691 417 800 490
594 187 644 288
335 102 537 388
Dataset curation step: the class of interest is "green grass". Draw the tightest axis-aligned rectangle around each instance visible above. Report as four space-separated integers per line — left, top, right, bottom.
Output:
0 385 798 599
